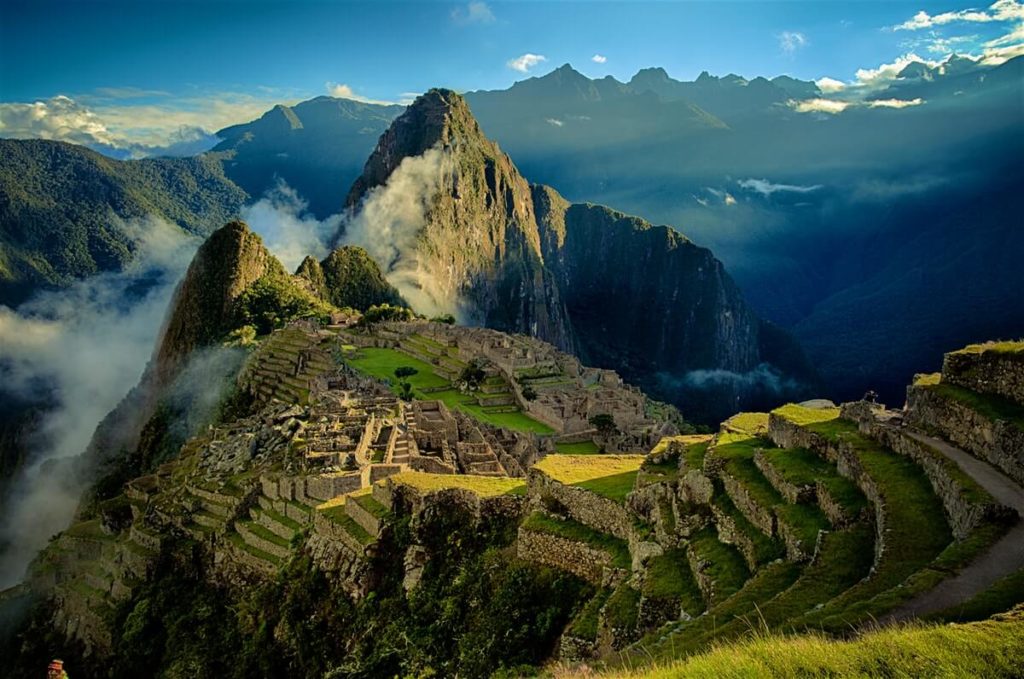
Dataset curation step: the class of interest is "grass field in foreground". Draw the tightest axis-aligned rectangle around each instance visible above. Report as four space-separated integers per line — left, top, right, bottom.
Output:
594 609 1024 679
344 347 553 433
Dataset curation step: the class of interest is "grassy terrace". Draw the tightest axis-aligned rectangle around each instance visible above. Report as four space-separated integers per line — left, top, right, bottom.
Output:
533 454 644 504
522 511 631 568
386 471 527 497
319 505 374 546
758 447 868 517
774 410 954 629
642 548 706 617
688 527 751 601
350 492 389 519
227 532 282 566
952 340 1024 355
641 561 803 663
712 486 785 566
554 440 601 454
344 347 554 433
921 380 1024 430
612 609 1024 679
569 589 611 641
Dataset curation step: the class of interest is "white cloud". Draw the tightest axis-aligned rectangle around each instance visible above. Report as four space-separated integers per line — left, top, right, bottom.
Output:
399 92 421 105
507 53 547 72
592 54 608 64
704 188 738 205
242 181 342 272
779 31 808 53
790 98 853 114
979 22 1024 62
893 0 1024 30
854 53 943 87
0 88 314 158
738 178 823 196
545 118 564 127
343 147 458 318
0 217 198 587
325 82 398 105
451 1 495 25
867 98 925 108
815 77 848 93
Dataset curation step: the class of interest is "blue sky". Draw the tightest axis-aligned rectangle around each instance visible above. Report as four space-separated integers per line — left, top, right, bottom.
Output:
1 0 1022 153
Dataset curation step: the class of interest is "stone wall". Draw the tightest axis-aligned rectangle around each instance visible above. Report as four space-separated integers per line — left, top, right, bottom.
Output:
516 527 623 586
768 413 888 570
721 475 776 537
710 503 761 571
753 450 816 504
943 349 1024 406
907 385 1024 485
527 469 634 540
846 405 1015 538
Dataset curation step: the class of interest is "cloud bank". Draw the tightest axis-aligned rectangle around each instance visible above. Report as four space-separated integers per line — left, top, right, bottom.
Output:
242 181 342 272
0 217 198 587
451 1 495 25
342 147 456 318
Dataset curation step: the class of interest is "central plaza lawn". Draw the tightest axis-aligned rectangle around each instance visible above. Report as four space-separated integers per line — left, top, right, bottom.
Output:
554 440 601 454
344 347 554 434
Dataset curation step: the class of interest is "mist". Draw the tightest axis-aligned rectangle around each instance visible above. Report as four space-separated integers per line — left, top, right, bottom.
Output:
341 146 455 317
241 180 343 272
0 216 198 588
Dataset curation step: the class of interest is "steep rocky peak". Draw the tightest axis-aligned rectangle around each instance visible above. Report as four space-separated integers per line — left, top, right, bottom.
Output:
344 88 486 207
154 220 278 382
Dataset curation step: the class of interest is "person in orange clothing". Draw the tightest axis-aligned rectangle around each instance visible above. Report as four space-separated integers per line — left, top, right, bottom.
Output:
47 659 69 679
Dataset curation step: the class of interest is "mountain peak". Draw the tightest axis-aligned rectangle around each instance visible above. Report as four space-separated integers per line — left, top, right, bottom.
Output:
344 88 481 208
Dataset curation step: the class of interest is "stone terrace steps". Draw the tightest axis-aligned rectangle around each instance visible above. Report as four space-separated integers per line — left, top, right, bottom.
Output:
906 377 1024 485
344 492 389 537
250 504 302 541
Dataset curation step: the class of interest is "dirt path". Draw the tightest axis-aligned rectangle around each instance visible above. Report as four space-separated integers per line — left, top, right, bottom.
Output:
884 429 1024 622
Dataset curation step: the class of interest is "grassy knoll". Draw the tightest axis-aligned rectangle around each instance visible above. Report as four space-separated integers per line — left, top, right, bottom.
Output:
642 549 705 617
771 403 841 426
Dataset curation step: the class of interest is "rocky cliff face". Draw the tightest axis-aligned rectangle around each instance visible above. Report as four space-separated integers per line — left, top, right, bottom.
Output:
340 89 813 422
343 89 575 349
154 221 278 384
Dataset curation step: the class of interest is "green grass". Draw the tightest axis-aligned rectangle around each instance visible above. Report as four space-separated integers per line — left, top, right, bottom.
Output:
521 511 630 569
350 492 390 519
255 506 302 533
344 347 553 433
683 441 709 471
721 412 769 435
320 506 374 546
790 417 953 630
569 589 611 640
953 340 1024 355
227 532 283 566
774 503 829 548
385 471 526 497
642 549 706 617
605 609 1024 679
575 470 640 505
241 520 291 548
636 562 803 664
771 403 842 427
923 381 1024 430
345 347 449 389
928 567 1024 623
604 584 641 632
712 486 785 566
688 527 751 602
758 447 868 517
555 441 601 454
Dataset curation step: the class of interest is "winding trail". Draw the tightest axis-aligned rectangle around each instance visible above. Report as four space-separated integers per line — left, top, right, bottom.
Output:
884 429 1024 622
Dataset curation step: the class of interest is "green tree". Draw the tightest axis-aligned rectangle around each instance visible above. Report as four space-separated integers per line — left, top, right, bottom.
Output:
589 413 618 436
394 366 419 381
